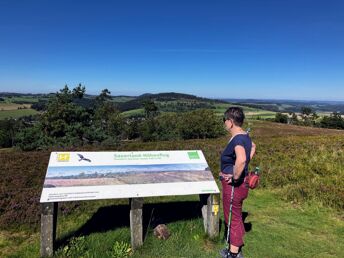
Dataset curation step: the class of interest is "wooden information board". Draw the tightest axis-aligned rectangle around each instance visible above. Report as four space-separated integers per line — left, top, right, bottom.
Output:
40 150 220 256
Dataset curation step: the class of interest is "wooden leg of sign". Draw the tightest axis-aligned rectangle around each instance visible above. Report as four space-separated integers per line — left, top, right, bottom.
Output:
40 202 58 257
206 194 220 238
199 194 208 232
130 198 144 250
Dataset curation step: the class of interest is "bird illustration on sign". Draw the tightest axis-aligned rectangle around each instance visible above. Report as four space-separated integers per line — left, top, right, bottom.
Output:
77 154 91 162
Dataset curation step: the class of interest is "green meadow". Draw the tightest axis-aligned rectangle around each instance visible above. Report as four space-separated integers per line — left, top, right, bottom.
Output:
0 97 39 119
121 108 145 117
0 109 38 120
1 190 342 258
214 103 276 119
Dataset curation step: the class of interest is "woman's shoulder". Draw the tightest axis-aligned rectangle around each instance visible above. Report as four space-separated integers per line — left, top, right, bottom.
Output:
232 133 251 144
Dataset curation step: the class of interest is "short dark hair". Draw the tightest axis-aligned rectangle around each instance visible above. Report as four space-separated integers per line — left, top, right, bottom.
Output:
224 107 245 126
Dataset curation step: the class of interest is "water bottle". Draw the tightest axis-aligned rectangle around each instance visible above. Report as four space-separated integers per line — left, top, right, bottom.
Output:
255 167 260 175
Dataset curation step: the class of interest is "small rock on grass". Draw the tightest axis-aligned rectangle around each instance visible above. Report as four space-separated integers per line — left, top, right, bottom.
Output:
153 224 171 240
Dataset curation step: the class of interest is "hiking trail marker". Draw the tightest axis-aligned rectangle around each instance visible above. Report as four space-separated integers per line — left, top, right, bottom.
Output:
40 150 220 257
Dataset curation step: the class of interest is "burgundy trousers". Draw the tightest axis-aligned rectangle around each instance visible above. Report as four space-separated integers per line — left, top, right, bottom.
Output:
222 179 249 247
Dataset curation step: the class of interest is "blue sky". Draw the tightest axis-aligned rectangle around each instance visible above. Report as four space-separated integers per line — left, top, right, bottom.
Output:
0 0 343 100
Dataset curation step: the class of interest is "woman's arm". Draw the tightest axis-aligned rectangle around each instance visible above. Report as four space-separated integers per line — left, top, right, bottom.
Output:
233 145 246 180
250 142 256 160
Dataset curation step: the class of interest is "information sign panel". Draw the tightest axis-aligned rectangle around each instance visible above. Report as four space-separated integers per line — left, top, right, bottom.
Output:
40 150 219 202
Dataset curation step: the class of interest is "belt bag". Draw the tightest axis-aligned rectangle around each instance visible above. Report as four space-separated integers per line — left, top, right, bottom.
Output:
247 172 260 189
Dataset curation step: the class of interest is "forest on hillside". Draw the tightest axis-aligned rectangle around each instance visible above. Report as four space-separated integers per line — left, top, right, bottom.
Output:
0 85 225 150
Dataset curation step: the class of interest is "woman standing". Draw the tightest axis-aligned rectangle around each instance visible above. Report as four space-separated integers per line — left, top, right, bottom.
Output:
220 107 256 258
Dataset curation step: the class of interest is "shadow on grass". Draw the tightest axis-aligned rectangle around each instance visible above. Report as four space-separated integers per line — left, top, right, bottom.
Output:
221 211 252 241
56 200 204 250
242 211 252 232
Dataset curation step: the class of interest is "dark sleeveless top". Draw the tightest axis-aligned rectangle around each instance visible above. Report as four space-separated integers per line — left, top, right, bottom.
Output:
220 134 252 181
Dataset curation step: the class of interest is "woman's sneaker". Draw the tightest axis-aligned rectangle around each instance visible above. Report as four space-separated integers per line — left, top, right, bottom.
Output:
219 248 244 258
219 248 230 258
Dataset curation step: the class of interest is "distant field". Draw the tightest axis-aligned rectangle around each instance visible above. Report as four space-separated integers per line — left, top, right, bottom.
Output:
0 96 39 104
225 99 344 113
111 96 136 103
0 103 32 110
0 96 40 119
0 109 38 119
245 120 344 137
121 108 145 117
214 103 276 118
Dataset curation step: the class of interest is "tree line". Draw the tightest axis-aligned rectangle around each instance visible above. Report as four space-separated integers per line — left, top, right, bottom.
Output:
0 85 225 150
272 106 344 129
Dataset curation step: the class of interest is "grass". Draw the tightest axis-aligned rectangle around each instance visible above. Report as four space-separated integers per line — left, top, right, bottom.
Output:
2 189 343 258
0 109 38 119
121 108 145 117
0 96 39 104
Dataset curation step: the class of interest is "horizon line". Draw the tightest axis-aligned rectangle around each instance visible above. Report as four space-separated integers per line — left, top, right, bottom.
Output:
0 91 344 103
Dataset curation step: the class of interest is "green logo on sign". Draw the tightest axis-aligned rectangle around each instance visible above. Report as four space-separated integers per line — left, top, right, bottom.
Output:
187 151 200 159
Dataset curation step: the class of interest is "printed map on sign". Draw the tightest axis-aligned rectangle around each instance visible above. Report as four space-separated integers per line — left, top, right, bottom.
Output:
40 151 219 202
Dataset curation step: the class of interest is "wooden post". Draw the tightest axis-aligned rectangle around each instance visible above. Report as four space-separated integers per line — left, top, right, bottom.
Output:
40 202 58 257
199 194 208 232
129 198 144 250
206 194 220 238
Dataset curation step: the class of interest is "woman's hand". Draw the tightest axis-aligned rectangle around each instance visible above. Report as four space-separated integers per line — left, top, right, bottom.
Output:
250 142 256 160
219 172 233 184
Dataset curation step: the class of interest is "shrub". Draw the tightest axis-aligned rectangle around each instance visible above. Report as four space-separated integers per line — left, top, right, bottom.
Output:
320 112 344 129
61 236 90 257
178 109 225 139
274 112 288 124
139 109 225 141
15 125 47 151
109 241 132 258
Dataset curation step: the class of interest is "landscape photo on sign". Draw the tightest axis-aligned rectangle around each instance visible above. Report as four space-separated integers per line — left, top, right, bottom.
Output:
43 163 213 188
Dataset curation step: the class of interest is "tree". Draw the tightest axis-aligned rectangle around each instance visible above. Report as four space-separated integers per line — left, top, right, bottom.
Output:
154 113 180 140
72 83 86 99
139 118 158 141
274 112 288 124
15 85 129 150
300 106 318 126
0 118 18 147
289 112 299 125
311 112 319 121
15 124 53 151
95 88 112 105
125 119 140 140
178 109 225 139
142 100 158 118
320 112 344 129
40 84 91 145
301 106 312 116
0 129 9 147
93 89 124 143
